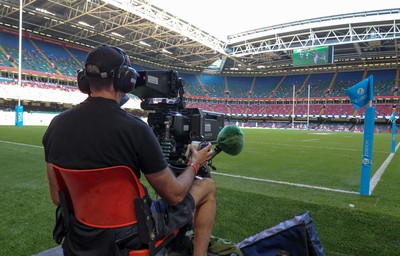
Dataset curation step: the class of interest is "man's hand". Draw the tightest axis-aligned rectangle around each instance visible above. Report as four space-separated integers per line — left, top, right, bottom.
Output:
189 143 213 169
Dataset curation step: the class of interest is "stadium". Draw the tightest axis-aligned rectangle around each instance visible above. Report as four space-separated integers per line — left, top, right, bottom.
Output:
0 0 399 255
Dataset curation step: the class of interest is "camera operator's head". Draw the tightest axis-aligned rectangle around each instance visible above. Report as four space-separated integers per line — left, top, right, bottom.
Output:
77 45 139 101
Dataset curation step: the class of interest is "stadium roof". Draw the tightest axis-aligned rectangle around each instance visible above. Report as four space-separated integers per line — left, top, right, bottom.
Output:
149 0 400 41
1 0 400 75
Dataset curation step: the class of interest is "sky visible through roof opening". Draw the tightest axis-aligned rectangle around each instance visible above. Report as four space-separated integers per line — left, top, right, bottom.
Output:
149 0 399 41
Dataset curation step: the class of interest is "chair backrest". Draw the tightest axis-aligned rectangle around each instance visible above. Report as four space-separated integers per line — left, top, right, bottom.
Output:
52 164 146 229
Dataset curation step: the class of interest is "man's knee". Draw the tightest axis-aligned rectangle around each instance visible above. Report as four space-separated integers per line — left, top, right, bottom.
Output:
199 177 215 191
191 178 216 205
205 178 216 195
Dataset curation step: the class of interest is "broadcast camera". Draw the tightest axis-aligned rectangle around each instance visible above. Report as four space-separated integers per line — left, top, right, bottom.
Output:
131 70 225 177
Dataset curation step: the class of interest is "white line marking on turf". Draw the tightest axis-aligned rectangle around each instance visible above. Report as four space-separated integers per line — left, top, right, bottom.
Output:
212 172 358 194
2 138 396 196
0 140 43 149
369 142 400 194
301 139 319 142
249 141 388 154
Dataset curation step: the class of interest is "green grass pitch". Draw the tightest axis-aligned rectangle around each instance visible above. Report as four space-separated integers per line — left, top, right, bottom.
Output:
0 125 399 255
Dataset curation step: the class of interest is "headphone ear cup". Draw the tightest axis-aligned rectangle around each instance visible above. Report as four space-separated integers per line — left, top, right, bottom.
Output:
77 70 90 94
113 65 139 93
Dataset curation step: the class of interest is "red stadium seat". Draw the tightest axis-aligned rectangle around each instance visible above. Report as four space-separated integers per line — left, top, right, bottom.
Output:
48 164 179 256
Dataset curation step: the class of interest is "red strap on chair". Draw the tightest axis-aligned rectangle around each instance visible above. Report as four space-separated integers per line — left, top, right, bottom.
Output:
127 230 179 256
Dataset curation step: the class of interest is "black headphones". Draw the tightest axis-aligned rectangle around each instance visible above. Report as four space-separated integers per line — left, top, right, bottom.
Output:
77 46 139 95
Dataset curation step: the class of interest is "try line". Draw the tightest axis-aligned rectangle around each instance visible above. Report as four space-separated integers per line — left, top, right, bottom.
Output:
213 141 399 195
369 141 400 194
212 172 359 195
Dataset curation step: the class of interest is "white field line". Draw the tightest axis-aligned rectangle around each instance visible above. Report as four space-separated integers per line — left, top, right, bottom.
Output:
248 141 389 154
215 141 399 196
0 140 43 149
369 142 400 194
1 139 396 196
301 139 320 142
212 172 359 195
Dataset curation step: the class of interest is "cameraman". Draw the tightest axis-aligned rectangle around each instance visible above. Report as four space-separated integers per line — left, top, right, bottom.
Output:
43 45 216 256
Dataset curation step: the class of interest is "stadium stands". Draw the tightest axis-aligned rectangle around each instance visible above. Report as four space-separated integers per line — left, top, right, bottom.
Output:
33 39 82 76
328 71 363 97
226 76 253 98
0 29 398 132
179 73 206 97
252 76 282 98
366 69 396 96
199 74 226 98
271 74 308 98
297 73 333 98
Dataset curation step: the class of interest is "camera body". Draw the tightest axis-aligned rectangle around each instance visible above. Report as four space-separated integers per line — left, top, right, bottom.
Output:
132 70 225 176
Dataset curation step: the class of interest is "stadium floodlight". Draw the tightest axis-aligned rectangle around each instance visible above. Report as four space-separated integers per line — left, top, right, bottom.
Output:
139 40 151 47
111 32 125 38
35 8 56 16
162 49 173 54
78 21 94 28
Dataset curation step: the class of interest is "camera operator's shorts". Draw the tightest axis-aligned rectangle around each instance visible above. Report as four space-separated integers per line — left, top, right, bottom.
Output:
115 193 195 249
151 193 195 238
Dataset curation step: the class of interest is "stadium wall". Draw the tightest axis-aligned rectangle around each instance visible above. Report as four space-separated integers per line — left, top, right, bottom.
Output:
0 111 56 125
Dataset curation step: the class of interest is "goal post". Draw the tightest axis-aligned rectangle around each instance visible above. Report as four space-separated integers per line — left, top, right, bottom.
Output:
292 84 310 130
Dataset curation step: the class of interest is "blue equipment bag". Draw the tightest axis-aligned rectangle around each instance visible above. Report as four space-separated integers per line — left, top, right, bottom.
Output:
237 211 325 256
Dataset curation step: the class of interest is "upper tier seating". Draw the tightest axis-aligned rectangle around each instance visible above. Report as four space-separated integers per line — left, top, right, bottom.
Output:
226 76 252 98
252 76 282 98
271 74 308 98
328 71 363 97
0 30 398 116
199 75 226 98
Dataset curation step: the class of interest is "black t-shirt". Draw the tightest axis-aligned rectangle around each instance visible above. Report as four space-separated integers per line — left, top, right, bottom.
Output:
42 96 168 178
